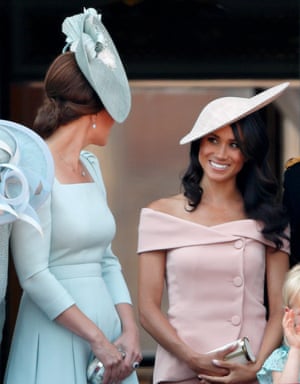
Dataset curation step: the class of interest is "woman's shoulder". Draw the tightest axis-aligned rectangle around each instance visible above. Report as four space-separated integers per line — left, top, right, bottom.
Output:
146 194 184 216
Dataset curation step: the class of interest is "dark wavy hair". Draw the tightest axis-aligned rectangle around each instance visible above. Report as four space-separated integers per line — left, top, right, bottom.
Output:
33 52 104 139
181 112 289 249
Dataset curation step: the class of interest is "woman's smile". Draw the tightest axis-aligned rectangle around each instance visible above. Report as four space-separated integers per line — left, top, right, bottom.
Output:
209 160 229 170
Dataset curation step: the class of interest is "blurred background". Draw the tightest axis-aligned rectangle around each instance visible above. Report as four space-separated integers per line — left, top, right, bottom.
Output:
0 0 299 382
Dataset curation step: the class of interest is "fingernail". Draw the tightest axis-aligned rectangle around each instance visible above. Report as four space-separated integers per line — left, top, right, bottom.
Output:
212 359 219 365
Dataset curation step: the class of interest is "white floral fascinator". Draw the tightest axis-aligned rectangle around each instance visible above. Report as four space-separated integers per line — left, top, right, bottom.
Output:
62 7 131 123
0 119 54 234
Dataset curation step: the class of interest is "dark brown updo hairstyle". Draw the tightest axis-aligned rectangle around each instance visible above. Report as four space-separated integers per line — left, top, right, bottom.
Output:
33 51 104 139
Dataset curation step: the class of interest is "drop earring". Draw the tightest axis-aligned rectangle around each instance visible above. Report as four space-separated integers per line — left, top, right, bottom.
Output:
92 123 96 129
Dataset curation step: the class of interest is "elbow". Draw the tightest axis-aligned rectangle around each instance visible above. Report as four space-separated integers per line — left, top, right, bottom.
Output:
138 310 148 330
138 302 152 331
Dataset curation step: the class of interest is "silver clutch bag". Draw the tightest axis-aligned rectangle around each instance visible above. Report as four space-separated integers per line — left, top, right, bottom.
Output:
87 357 105 384
207 337 256 365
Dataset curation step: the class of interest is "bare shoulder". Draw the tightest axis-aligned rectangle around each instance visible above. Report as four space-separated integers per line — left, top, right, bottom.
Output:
146 194 185 216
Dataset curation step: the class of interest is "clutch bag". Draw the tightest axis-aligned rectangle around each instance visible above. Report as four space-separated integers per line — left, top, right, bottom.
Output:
207 337 256 365
87 356 105 384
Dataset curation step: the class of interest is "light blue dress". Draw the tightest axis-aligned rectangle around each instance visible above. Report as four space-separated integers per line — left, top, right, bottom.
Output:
4 152 138 384
257 343 300 383
0 224 10 345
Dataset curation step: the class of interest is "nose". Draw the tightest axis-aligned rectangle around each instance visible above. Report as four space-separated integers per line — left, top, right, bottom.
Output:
216 143 228 158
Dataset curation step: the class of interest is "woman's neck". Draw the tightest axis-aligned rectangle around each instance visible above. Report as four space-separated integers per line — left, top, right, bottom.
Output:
200 179 242 207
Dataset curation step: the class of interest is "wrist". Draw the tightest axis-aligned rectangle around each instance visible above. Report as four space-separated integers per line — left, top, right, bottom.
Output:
88 329 106 346
250 360 262 374
181 348 202 370
121 321 139 334
289 345 300 354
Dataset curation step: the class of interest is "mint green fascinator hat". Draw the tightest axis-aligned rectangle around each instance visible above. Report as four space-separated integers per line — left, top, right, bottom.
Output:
62 7 131 123
0 119 54 234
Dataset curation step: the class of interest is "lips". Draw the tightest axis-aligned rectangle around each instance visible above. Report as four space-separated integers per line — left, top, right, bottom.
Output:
209 160 229 170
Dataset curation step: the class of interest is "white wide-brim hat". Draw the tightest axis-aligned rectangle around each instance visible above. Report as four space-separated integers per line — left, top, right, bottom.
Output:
0 119 54 233
180 82 290 145
62 7 131 123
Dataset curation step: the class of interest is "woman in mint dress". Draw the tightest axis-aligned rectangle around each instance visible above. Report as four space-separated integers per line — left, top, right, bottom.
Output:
5 8 141 384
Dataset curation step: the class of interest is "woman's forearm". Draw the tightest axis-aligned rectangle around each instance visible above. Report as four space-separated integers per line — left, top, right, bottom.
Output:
255 311 284 372
55 304 105 344
115 303 138 332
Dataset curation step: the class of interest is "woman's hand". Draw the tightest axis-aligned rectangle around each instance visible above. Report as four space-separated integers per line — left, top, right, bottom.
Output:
189 342 239 377
198 359 258 383
113 303 143 380
113 326 143 380
90 337 125 384
55 304 132 384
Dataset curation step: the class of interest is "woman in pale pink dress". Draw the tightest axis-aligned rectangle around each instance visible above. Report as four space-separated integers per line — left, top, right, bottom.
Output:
138 83 290 384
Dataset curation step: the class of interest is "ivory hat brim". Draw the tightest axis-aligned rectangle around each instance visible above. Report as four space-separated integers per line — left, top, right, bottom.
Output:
180 82 289 145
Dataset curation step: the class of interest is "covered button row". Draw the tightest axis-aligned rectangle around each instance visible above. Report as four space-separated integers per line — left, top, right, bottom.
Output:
230 274 243 326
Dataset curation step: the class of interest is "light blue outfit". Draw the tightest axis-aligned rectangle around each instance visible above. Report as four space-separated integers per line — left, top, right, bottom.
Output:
4 152 138 384
257 343 300 383
0 224 10 345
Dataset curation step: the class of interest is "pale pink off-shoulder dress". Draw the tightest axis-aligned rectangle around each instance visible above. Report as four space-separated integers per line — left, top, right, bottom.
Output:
137 208 290 383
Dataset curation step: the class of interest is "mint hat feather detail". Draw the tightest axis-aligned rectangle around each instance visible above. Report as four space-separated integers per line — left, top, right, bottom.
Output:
62 8 131 123
0 119 54 234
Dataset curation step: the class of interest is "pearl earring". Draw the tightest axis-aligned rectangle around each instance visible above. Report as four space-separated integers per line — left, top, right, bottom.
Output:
92 123 96 129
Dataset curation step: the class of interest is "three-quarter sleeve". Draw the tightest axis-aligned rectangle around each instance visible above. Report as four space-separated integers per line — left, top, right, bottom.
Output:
10 196 76 320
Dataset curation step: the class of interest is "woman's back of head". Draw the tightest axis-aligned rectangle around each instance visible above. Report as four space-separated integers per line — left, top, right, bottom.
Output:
33 52 103 139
